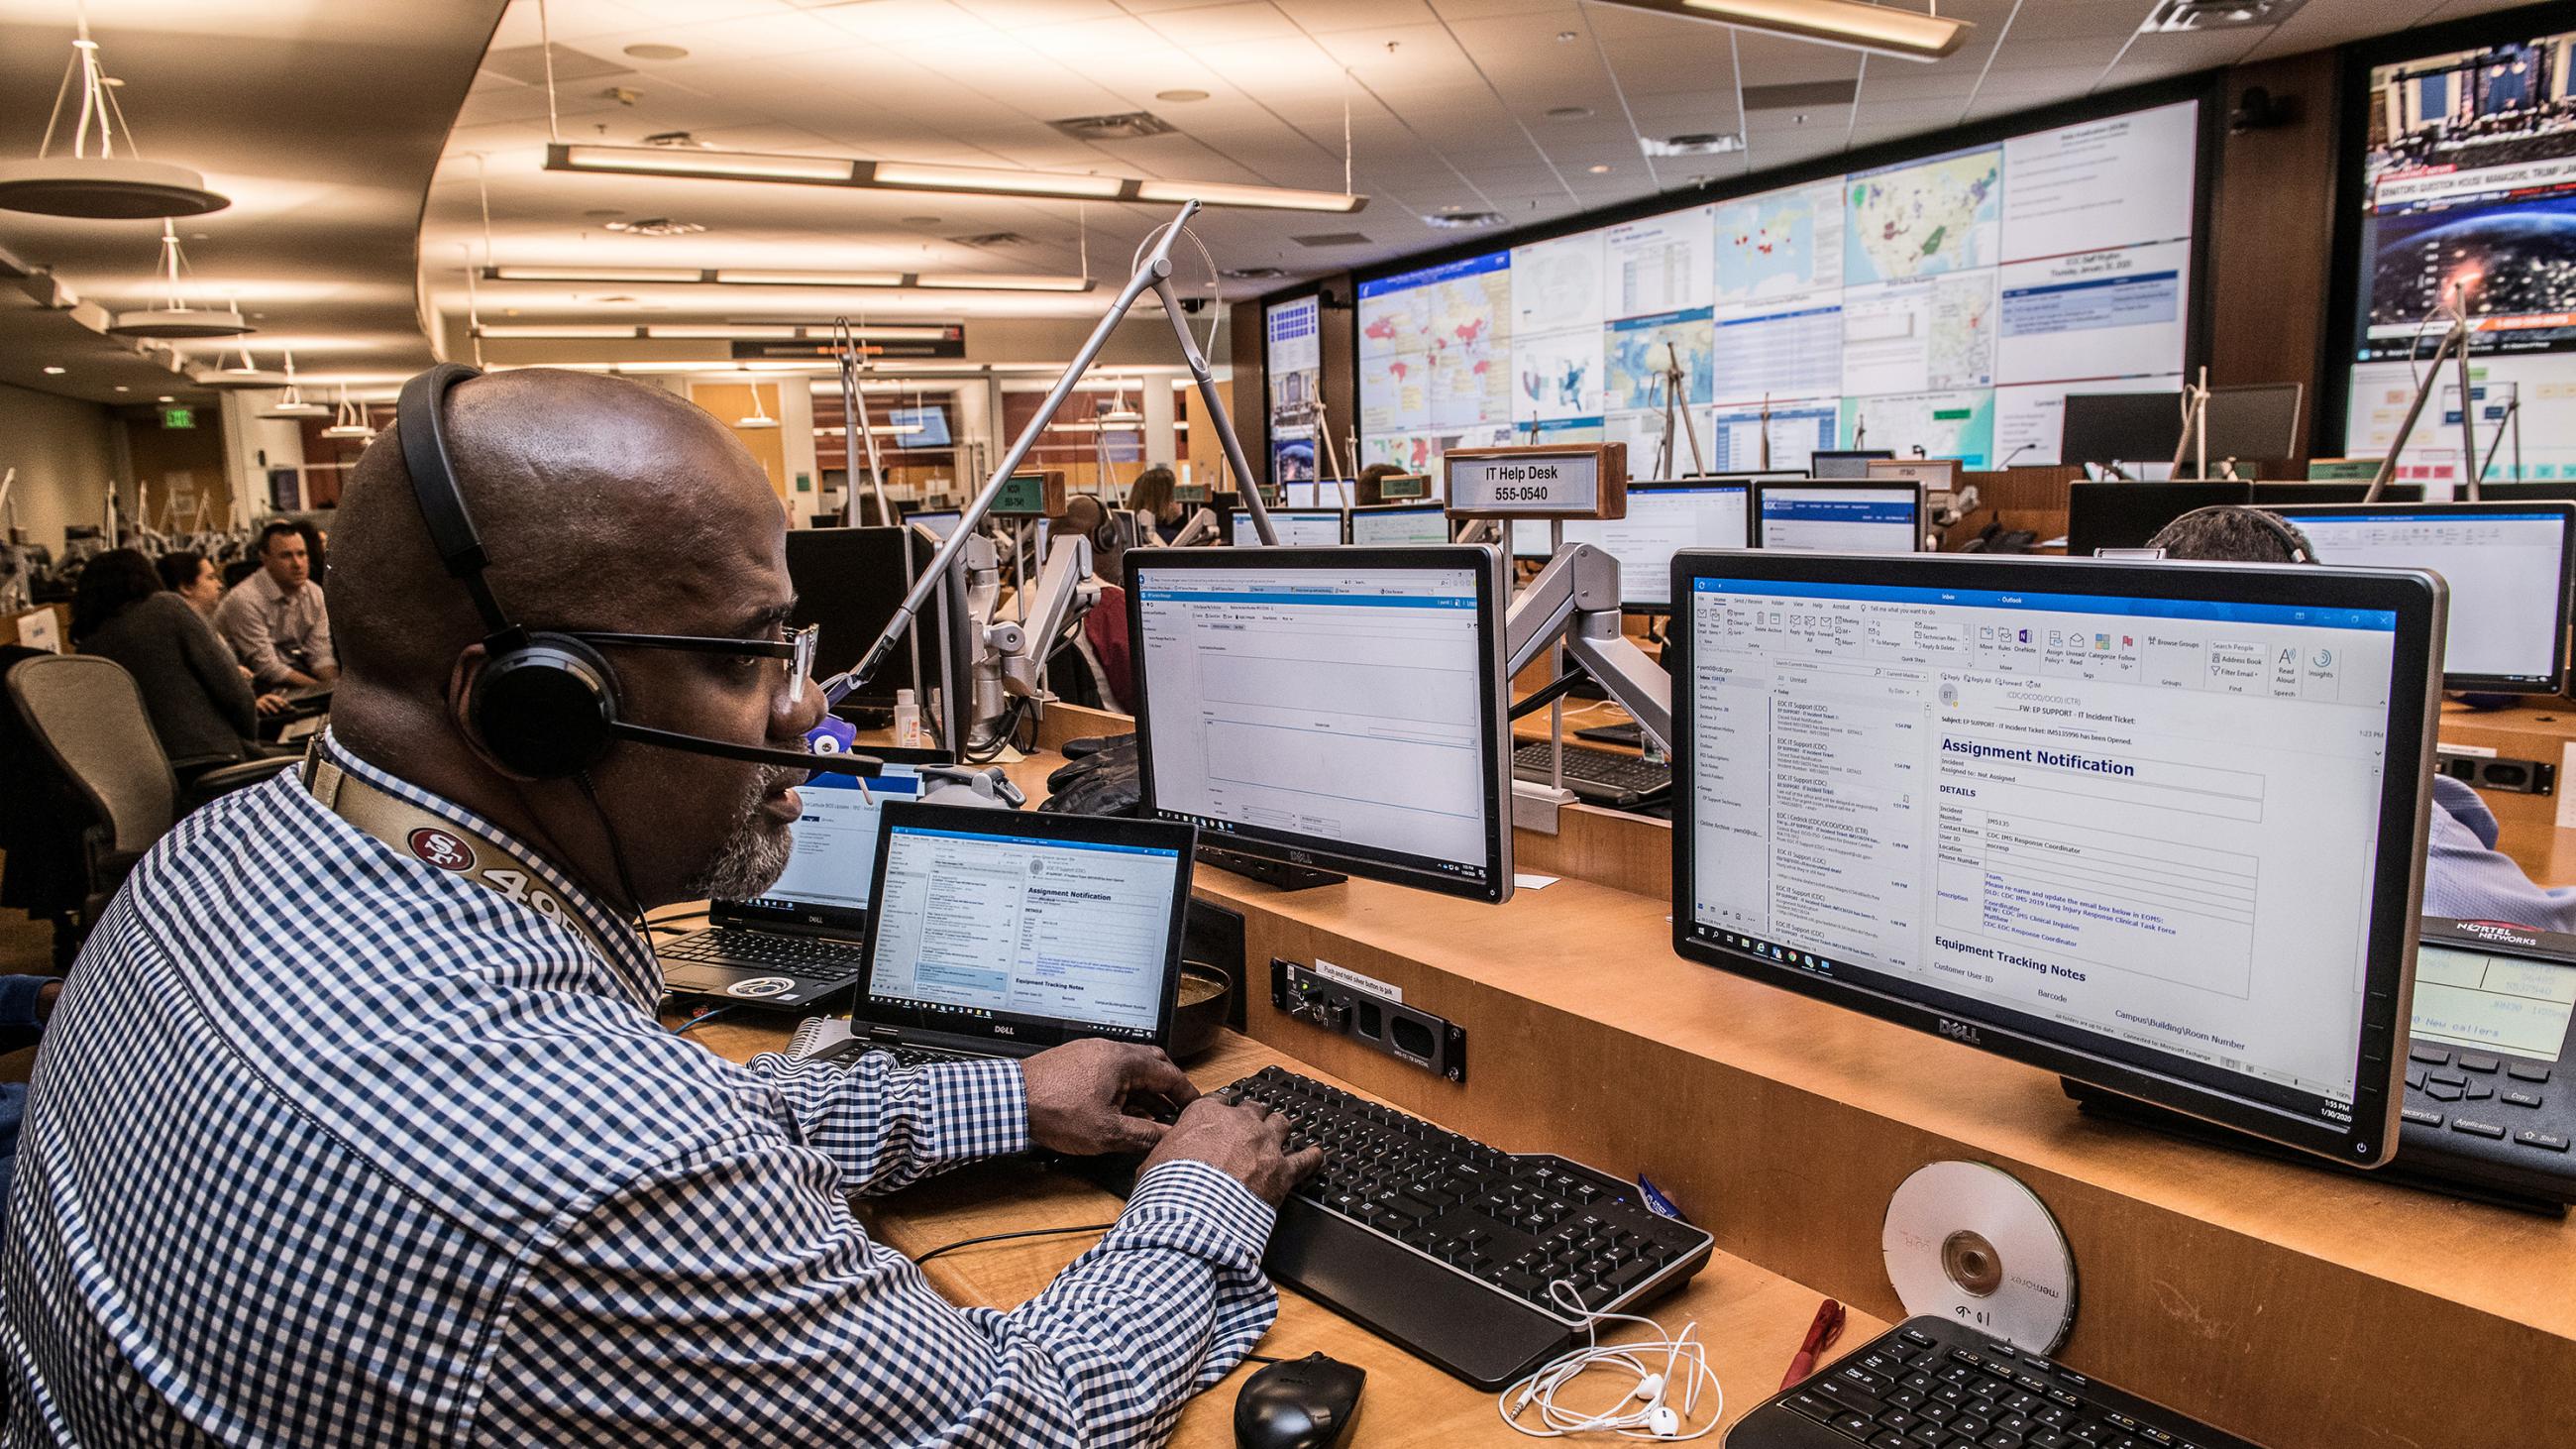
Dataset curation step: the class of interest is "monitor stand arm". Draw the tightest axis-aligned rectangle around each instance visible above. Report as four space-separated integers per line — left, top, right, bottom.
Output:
993 535 1099 703
1504 543 1673 753
1166 505 1223 547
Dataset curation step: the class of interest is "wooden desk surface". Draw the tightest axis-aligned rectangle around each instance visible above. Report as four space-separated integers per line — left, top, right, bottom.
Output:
953 716 2576 1446
680 1018 1882 1446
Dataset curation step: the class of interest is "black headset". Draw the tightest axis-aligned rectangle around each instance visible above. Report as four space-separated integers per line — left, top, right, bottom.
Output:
395 363 875 780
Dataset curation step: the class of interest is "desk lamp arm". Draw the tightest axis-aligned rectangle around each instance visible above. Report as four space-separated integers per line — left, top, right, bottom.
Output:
1504 543 1673 751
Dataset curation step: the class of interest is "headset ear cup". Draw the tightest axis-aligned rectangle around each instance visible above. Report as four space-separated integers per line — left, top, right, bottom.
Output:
470 634 620 779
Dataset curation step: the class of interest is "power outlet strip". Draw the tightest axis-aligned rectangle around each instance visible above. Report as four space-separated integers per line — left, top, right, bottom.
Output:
1270 958 1467 1083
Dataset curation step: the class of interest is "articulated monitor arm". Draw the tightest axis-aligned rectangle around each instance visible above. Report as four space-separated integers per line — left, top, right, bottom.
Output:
1167 505 1224 548
1503 543 1672 752
993 534 1099 701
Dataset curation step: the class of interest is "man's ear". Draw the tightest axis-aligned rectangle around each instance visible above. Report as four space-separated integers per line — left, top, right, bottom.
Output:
445 642 532 780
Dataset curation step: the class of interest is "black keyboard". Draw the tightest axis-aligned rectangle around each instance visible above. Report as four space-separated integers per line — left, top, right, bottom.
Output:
1731 1316 2265 1449
1223 1065 1713 1390
1511 739 1670 808
658 927 867 985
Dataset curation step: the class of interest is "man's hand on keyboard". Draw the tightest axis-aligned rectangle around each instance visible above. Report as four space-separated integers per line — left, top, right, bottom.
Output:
1140 1096 1325 1206
1021 1039 1201 1156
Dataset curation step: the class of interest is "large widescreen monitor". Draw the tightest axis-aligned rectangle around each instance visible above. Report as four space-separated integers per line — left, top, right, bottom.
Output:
1127 546 1515 903
1355 96 2202 478
2262 501 2576 693
2341 19 2576 483
1753 482 1922 553
1668 551 2445 1165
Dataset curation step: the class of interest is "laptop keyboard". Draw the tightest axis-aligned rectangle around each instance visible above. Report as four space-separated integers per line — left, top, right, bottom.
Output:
659 927 867 984
820 1039 986 1068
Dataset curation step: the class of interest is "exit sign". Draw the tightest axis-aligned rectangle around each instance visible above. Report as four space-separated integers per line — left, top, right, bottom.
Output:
160 406 194 429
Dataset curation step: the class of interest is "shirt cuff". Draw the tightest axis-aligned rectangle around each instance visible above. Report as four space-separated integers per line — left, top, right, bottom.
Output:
915 1057 1031 1163
0 976 50 1029
1117 1159 1277 1265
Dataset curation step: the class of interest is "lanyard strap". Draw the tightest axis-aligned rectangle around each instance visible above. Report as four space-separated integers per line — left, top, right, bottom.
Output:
302 752 622 963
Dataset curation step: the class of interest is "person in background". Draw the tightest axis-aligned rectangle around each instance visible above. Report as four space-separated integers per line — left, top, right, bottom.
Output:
72 549 285 778
1125 464 1184 537
154 550 226 620
2145 504 2576 932
294 518 329 588
213 520 337 691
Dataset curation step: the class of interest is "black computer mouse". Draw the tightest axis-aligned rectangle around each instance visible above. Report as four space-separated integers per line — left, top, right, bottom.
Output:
1233 1352 1365 1449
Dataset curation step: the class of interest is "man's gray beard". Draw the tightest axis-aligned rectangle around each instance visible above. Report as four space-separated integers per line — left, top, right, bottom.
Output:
681 769 798 901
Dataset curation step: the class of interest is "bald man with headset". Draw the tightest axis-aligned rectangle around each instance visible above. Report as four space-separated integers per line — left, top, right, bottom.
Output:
2 367 1317 1446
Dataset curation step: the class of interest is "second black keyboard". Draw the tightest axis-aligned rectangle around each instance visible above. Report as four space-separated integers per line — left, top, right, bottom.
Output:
1728 1316 2266 1449
1511 739 1671 808
1223 1065 1713 1390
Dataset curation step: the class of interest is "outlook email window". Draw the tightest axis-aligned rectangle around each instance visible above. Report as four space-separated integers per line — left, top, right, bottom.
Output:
1687 579 2399 1109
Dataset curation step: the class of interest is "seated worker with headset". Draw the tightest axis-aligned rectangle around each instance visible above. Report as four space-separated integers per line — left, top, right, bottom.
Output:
6 367 1319 1446
2151 504 2576 934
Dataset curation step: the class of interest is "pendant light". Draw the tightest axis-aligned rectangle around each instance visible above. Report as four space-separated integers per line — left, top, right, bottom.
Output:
258 351 328 419
736 385 781 430
320 386 376 441
107 220 251 338
1099 377 1143 427
192 342 286 390
0 13 229 218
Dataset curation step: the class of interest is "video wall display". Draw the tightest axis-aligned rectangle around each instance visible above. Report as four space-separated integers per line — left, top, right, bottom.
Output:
1355 99 2200 480
2345 26 2576 482
1266 293 1323 484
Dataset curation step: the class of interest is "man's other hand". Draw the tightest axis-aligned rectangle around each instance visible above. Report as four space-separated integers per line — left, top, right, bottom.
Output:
1139 1096 1325 1207
1021 1039 1200 1157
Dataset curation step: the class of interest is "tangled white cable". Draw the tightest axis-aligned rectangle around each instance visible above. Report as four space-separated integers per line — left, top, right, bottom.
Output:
1497 1282 1725 1440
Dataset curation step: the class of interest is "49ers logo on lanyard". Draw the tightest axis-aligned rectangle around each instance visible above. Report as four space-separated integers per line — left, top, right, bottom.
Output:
408 828 475 873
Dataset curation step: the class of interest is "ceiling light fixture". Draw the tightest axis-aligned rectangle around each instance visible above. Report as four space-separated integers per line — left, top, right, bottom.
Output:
0 16 229 217
548 143 1365 213
1155 89 1211 102
191 344 287 389
736 387 780 430
1584 0 1970 61
42 366 65 375
488 265 704 283
1424 210 1507 230
474 321 956 342
320 386 376 440
710 268 909 287
107 221 252 338
259 350 329 419
912 273 1093 293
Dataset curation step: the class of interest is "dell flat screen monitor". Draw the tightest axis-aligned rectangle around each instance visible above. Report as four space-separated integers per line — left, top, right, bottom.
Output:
2261 501 2576 694
1347 502 1452 546
911 509 963 539
2203 384 2304 466
1669 550 2445 1165
1231 508 1344 547
1755 483 1921 553
2060 392 2184 469
1127 546 1515 903
1560 481 1752 612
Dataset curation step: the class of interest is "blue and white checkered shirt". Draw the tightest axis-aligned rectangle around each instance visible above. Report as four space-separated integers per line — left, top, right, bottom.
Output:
3 732 1277 1446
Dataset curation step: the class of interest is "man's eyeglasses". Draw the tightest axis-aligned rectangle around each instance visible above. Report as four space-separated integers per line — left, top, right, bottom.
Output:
566 624 819 705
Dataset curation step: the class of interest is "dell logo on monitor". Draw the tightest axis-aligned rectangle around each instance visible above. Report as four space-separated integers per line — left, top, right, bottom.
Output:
1937 1018 1983 1046
992 1024 1017 1036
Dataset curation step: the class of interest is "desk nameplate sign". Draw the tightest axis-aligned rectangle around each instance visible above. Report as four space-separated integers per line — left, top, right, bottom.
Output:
1444 444 1627 520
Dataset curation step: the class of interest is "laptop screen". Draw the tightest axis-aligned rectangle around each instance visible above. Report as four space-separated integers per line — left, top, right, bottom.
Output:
858 803 1195 1048
728 764 926 930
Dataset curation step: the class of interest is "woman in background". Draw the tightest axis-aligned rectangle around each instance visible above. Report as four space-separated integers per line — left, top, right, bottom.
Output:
73 549 283 780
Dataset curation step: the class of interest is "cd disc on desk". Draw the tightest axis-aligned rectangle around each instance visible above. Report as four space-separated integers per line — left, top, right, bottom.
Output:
1882 1160 2077 1353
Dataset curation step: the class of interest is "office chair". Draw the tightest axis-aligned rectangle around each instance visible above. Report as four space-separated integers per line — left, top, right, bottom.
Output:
5 654 299 930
